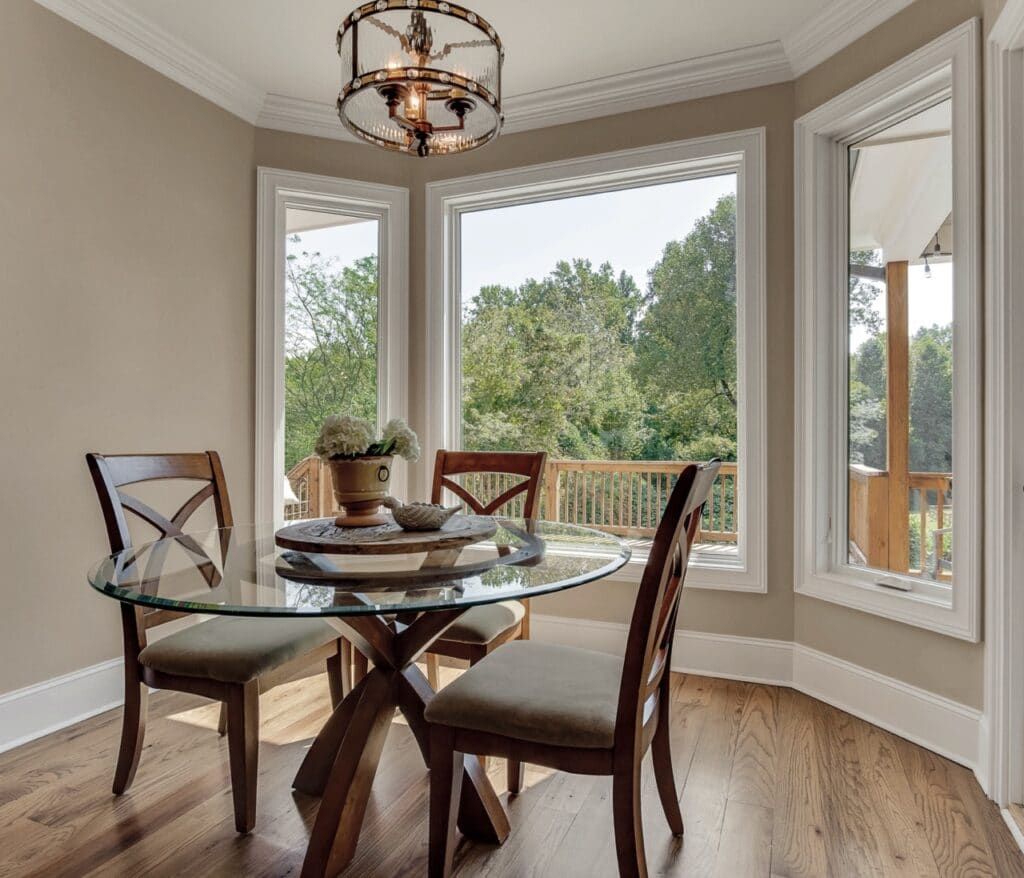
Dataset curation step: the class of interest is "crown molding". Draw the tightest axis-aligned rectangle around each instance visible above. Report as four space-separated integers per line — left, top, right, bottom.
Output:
32 0 264 123
38 0 926 142
783 0 916 78
255 43 791 143
257 94 359 143
500 42 792 134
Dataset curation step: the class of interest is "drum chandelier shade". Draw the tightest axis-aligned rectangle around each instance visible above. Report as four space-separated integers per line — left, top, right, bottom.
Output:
337 0 504 157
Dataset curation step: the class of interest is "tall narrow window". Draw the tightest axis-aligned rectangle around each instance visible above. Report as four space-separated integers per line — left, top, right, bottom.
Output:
256 170 408 525
283 210 380 521
427 132 767 591
847 100 954 584
794 21 980 639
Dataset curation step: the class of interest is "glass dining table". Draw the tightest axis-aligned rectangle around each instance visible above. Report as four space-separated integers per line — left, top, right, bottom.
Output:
88 517 630 877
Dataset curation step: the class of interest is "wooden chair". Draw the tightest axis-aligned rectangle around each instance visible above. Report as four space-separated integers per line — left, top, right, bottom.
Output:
422 449 548 684
86 451 346 833
424 461 720 878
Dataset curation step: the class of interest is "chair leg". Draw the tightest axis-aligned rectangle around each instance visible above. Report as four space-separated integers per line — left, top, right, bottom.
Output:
429 726 464 878
612 762 647 878
112 676 148 795
651 701 684 835
426 652 441 690
226 681 260 833
217 703 228 736
326 642 345 709
340 638 354 696
466 653 488 772
353 649 369 687
507 758 522 795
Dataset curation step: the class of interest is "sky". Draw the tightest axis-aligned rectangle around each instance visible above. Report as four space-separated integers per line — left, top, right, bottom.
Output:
460 175 736 305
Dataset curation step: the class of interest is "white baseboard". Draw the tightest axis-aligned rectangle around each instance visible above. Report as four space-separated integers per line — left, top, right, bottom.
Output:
532 613 983 776
1002 808 1024 856
791 643 981 772
0 614 984 785
0 658 124 754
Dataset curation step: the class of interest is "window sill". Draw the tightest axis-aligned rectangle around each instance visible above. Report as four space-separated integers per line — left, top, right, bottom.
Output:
795 569 977 642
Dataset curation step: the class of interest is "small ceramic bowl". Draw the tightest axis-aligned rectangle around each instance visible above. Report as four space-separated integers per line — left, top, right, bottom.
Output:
388 501 462 531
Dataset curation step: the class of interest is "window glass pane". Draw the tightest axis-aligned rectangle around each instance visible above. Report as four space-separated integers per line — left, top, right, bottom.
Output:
847 98 954 582
283 209 379 520
458 175 739 558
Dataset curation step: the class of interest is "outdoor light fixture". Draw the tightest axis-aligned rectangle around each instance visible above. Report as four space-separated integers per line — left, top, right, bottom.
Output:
336 0 503 157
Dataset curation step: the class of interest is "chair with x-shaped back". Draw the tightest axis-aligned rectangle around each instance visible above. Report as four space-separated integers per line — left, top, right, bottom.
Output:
86 451 345 833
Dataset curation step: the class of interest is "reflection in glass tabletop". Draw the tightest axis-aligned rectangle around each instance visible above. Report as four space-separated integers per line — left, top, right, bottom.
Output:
88 520 630 618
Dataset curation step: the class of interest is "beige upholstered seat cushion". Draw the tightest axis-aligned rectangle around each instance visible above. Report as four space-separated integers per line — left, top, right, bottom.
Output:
424 641 623 749
440 600 525 644
138 616 338 684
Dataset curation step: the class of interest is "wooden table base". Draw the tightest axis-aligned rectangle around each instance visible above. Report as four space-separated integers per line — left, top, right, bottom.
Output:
296 611 510 878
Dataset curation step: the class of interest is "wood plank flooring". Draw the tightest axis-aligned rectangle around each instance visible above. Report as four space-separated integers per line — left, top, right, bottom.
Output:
1 666 1021 877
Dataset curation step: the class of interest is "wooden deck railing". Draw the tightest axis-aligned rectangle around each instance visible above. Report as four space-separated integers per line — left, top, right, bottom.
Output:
285 455 739 542
848 465 952 580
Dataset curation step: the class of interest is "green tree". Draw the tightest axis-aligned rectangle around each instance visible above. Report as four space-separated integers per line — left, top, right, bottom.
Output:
462 259 646 459
849 333 887 469
909 324 953 473
634 194 737 460
283 239 378 470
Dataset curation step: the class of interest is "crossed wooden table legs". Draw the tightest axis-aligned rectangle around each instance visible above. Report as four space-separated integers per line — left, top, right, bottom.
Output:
293 608 511 877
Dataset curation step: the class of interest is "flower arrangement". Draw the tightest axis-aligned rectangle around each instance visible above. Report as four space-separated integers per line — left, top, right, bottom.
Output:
315 415 421 462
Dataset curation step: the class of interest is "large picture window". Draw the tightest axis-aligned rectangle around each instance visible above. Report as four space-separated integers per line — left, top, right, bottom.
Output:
794 21 980 639
426 132 766 590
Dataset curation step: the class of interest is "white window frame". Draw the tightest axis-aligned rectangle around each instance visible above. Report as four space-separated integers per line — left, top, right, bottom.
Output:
793 20 981 640
424 130 767 592
256 167 409 525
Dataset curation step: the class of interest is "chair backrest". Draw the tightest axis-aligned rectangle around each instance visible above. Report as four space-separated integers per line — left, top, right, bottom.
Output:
614 460 721 750
86 452 233 630
431 450 547 518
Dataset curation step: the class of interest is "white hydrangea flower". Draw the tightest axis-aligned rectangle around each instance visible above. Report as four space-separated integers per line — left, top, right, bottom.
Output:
382 417 421 462
315 414 375 459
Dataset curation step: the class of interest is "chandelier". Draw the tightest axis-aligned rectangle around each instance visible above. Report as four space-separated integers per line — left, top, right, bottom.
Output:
336 0 504 157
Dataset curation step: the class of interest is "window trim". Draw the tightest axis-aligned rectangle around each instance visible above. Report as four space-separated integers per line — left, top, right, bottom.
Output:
255 167 409 525
793 20 981 640
424 130 767 592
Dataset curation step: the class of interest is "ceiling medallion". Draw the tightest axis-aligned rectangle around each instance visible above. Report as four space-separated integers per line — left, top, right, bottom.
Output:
336 0 503 157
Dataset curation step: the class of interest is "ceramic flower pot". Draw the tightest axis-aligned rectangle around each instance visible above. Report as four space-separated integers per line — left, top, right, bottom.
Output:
327 456 393 527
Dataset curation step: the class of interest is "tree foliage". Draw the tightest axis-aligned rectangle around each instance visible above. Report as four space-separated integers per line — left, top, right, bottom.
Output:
284 239 378 470
281 196 952 485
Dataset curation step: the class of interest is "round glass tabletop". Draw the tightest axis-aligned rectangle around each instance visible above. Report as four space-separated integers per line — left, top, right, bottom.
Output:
87 519 630 618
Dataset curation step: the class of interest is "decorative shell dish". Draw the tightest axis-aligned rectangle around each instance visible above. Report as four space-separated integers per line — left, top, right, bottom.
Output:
383 498 462 531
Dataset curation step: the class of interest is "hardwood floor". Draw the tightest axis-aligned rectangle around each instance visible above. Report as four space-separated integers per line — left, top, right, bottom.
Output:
1 666 1021 877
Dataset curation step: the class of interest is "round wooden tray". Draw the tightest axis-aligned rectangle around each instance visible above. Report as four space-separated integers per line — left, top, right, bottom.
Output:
273 514 498 556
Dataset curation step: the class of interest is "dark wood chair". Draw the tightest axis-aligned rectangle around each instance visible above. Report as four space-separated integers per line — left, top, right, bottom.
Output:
86 451 345 833
424 460 720 877
423 449 547 681
345 449 546 788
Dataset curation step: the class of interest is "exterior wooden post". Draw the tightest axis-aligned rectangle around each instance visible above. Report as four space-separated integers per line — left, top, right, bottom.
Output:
885 261 910 572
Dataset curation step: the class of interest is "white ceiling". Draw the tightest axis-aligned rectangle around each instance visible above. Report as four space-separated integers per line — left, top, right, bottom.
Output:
35 0 917 140
131 0 826 104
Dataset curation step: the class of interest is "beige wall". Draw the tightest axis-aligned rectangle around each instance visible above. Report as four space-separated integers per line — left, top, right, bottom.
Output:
0 1 257 694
